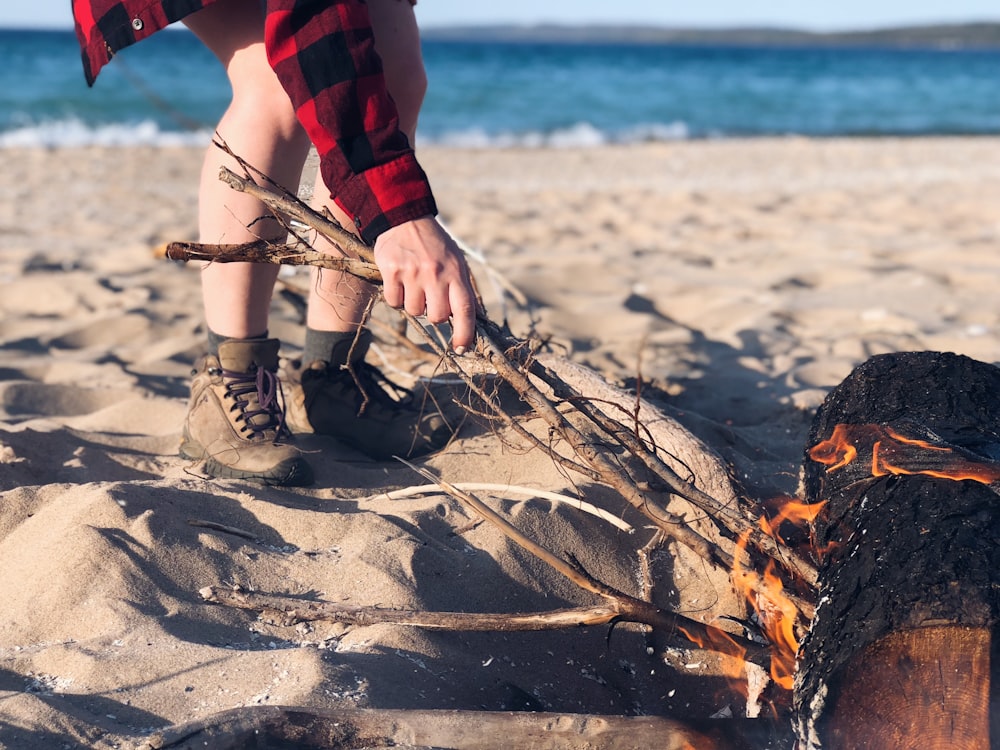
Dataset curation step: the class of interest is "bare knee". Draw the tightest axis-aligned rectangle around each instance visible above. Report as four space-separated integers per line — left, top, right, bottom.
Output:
225 46 306 145
184 0 305 147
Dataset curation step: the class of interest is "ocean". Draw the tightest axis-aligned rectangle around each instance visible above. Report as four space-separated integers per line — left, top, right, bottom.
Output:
4 27 1000 148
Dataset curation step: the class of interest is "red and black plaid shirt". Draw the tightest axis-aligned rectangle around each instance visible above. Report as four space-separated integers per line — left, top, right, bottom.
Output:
73 0 437 243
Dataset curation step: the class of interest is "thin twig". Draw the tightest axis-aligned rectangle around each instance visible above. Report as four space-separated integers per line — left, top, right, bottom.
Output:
198 585 767 666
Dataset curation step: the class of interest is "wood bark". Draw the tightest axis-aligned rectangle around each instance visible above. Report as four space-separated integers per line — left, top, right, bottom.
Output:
794 351 1000 749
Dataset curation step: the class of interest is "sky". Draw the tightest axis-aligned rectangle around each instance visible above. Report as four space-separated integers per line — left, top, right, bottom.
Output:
6 0 1000 32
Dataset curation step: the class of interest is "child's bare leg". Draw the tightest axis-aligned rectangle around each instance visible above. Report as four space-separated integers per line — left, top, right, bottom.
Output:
184 0 312 340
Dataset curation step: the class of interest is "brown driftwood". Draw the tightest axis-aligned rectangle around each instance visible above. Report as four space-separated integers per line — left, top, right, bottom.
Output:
794 351 1000 749
198 585 767 666
161 239 383 282
137 705 787 750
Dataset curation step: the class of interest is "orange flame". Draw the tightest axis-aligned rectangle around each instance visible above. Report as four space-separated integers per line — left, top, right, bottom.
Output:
677 624 748 690
731 522 803 691
719 496 828 692
809 423 1000 485
758 498 827 546
718 422 1000 698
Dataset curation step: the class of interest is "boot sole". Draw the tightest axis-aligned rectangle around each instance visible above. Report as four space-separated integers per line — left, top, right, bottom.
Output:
179 439 314 487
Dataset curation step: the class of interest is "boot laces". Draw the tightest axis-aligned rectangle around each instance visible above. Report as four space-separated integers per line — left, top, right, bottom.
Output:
221 364 287 439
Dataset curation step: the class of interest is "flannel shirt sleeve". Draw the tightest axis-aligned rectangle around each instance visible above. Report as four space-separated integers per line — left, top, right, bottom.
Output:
264 0 437 244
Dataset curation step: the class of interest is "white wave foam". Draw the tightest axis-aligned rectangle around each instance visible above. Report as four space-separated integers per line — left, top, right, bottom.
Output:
0 118 213 148
422 120 691 148
1 117 692 150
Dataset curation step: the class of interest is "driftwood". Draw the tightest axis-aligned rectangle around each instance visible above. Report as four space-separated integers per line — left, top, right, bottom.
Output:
137 705 788 750
161 239 383 283
794 351 1000 749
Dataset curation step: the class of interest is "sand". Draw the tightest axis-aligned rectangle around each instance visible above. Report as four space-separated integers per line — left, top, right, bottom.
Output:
2 137 1000 748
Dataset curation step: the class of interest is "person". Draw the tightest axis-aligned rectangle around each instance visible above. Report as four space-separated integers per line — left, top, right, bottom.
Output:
72 0 478 486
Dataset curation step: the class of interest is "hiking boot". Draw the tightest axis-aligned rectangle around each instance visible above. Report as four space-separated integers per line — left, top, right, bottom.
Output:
284 330 454 460
180 338 313 486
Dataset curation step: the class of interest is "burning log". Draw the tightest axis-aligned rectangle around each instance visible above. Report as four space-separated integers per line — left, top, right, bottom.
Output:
794 351 1000 749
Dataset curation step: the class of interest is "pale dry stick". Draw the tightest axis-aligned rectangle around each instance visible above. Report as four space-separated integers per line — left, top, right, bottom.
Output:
396 458 615 595
355 482 634 533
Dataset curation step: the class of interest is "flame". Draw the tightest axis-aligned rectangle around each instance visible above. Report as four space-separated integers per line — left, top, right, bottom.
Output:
808 424 859 471
677 624 748 689
731 523 802 691
809 423 1000 485
758 498 827 546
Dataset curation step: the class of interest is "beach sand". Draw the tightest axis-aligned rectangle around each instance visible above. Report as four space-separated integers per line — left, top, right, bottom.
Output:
2 137 1000 748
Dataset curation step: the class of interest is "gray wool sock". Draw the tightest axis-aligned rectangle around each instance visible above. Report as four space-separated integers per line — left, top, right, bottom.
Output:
302 327 371 367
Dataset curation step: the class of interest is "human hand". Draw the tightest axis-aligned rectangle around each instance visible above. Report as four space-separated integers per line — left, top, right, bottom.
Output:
373 215 478 353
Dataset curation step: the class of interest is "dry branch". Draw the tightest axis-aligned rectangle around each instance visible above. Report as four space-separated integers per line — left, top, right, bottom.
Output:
357 481 634 532
162 239 382 282
217 161 374 262
199 586 767 666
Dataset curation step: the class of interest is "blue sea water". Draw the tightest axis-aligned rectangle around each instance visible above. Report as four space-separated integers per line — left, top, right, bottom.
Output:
3 27 1000 147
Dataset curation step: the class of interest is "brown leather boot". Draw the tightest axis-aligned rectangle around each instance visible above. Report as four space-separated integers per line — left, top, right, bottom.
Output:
284 330 454 460
180 338 313 486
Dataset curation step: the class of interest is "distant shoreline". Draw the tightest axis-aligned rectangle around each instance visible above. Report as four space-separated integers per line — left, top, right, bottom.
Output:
420 22 1000 50
6 23 1000 50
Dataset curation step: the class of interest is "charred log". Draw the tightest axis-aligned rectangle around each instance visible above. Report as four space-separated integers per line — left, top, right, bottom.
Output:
795 351 1000 749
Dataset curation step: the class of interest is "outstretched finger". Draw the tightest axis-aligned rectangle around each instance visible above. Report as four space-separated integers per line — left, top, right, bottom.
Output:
449 285 477 354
